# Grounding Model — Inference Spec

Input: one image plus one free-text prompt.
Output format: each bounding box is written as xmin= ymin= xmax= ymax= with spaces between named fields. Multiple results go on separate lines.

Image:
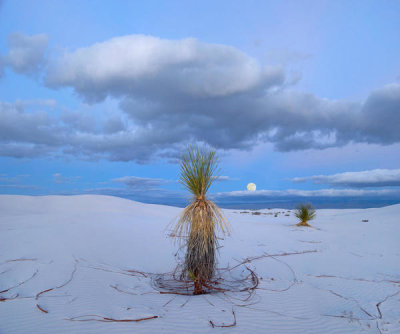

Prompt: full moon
xmin=247 ymin=183 xmax=256 ymax=191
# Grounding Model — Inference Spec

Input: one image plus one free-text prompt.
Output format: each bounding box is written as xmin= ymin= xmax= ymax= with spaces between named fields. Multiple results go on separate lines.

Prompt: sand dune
xmin=1 ymin=195 xmax=399 ymax=333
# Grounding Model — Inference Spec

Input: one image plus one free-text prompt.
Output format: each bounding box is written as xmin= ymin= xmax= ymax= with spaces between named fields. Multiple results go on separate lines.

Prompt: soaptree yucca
xmin=295 ymin=203 xmax=316 ymax=227
xmin=173 ymin=145 xmax=229 ymax=295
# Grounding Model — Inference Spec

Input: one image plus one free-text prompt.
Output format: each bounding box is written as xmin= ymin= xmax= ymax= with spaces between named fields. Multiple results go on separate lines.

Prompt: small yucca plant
xmin=173 ymin=145 xmax=229 ymax=295
xmin=294 ymin=203 xmax=316 ymax=227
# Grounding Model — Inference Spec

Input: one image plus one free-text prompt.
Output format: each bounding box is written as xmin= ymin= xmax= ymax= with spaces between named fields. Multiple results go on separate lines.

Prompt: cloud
xmin=264 ymin=49 xmax=311 ymax=65
xmin=0 ymin=142 xmax=54 ymax=158
xmin=212 ymin=188 xmax=400 ymax=209
xmin=213 ymin=187 xmax=400 ymax=205
xmin=215 ymin=176 xmax=239 ymax=182
xmin=43 ymin=35 xmax=400 ymax=155
xmin=1 ymin=34 xmax=400 ymax=162
xmin=359 ymin=84 xmax=400 ymax=145
xmin=0 ymin=55 xmax=4 ymax=77
xmin=78 ymin=185 xmax=400 ymax=209
xmin=116 ymin=82 xmax=400 ymax=157
xmin=291 ymin=169 xmax=400 ymax=187
xmin=0 ymin=184 xmax=38 ymax=189
xmin=215 ymin=188 xmax=400 ymax=198
xmin=0 ymin=101 xmax=61 ymax=147
xmin=0 ymin=101 xmax=133 ymax=160
xmin=2 ymin=32 xmax=48 ymax=75
xmin=84 ymin=178 xmax=188 ymax=207
xmin=0 ymin=174 xmax=30 ymax=184
xmin=112 ymin=176 xmax=171 ymax=189
xmin=0 ymin=174 xmax=36 ymax=190
xmin=15 ymin=99 xmax=57 ymax=108
xmin=53 ymin=173 xmax=80 ymax=184
xmin=46 ymin=34 xmax=284 ymax=102
xmin=84 ymin=187 xmax=189 ymax=207
xmin=2 ymin=84 xmax=400 ymax=163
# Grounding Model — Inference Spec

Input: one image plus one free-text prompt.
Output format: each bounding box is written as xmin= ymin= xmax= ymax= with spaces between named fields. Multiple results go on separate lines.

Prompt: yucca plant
xmin=173 ymin=145 xmax=229 ymax=295
xmin=294 ymin=203 xmax=316 ymax=227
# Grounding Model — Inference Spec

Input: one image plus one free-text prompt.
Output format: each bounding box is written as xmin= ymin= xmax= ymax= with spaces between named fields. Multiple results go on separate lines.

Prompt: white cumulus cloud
xmin=46 ymin=34 xmax=284 ymax=102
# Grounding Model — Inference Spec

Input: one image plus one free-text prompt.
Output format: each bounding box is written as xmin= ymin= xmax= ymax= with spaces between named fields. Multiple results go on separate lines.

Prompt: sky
xmin=1 ymin=0 xmax=400 ymax=208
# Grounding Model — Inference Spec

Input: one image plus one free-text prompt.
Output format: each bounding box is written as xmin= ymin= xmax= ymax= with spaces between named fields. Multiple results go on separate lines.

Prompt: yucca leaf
xmin=294 ymin=203 xmax=316 ymax=223
xmin=179 ymin=144 xmax=219 ymax=198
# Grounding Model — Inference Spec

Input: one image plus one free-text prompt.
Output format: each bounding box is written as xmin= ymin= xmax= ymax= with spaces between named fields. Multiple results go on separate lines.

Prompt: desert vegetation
xmin=173 ymin=145 xmax=229 ymax=294
xmin=294 ymin=203 xmax=316 ymax=227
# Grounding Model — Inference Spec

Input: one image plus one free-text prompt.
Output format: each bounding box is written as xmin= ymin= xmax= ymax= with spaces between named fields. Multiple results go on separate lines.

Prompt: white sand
xmin=0 ymin=195 xmax=399 ymax=333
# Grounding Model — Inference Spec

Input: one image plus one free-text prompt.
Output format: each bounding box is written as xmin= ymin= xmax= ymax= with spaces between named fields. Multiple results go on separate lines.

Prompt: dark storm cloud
xmin=1 ymin=34 xmax=400 ymax=162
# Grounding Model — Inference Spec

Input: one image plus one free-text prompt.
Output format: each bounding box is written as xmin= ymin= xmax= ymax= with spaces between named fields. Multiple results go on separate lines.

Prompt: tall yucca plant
xmin=173 ymin=145 xmax=229 ymax=295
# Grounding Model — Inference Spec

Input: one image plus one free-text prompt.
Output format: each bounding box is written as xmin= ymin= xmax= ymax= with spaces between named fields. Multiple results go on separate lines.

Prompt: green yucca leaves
xmin=294 ymin=203 xmax=316 ymax=226
xmin=179 ymin=145 xmax=219 ymax=199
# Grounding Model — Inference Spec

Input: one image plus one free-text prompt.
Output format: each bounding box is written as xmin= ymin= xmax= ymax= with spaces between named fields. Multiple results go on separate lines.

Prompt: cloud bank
xmin=215 ymin=188 xmax=400 ymax=198
xmin=1 ymin=34 xmax=400 ymax=162
xmin=112 ymin=176 xmax=171 ymax=189
xmin=291 ymin=169 xmax=400 ymax=187
xmin=212 ymin=188 xmax=400 ymax=209
xmin=53 ymin=173 xmax=80 ymax=184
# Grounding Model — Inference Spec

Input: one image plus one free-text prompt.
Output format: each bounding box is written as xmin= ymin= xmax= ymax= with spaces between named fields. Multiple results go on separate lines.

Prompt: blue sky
xmin=1 ymin=0 xmax=400 ymax=208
